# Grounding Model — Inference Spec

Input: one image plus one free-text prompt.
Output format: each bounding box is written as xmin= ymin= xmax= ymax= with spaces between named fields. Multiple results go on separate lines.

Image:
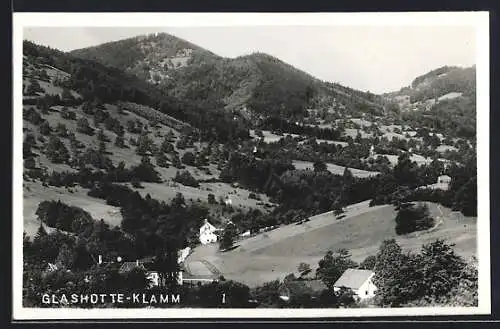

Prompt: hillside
xmin=71 ymin=33 xmax=384 ymax=119
xmin=384 ymin=66 xmax=476 ymax=139
xmin=186 ymin=201 xmax=476 ymax=287
xmin=71 ymin=33 xmax=221 ymax=84
xmin=21 ymin=49 xmax=274 ymax=238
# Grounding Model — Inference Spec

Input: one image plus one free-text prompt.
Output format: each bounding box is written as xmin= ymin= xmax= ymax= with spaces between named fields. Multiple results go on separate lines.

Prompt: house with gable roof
xmin=333 ymin=269 xmax=377 ymax=300
xmin=199 ymin=219 xmax=219 ymax=245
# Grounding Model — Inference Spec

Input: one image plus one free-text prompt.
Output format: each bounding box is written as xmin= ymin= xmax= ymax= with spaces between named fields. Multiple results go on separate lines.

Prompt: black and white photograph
xmin=12 ymin=12 xmax=490 ymax=319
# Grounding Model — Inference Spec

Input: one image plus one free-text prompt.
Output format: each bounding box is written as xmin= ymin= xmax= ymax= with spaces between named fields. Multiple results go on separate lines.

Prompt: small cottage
xmin=437 ymin=174 xmax=451 ymax=185
xmin=333 ymin=269 xmax=377 ymax=300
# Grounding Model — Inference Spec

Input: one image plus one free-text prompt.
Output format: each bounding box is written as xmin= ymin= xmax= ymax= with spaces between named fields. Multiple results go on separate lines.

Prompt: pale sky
xmin=23 ymin=26 xmax=476 ymax=94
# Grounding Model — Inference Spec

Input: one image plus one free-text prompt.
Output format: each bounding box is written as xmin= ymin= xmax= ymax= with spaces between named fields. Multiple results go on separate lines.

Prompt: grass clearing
xmin=186 ymin=201 xmax=476 ymax=287
xmin=127 ymin=181 xmax=273 ymax=213
xmin=23 ymin=180 xmax=123 ymax=237
xmin=292 ymin=160 xmax=379 ymax=178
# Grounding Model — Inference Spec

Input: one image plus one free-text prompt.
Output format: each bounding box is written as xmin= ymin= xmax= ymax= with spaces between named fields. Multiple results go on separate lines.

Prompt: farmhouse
xmin=199 ymin=219 xmax=219 ymax=245
xmin=417 ymin=174 xmax=452 ymax=191
xmin=333 ymin=269 xmax=377 ymax=300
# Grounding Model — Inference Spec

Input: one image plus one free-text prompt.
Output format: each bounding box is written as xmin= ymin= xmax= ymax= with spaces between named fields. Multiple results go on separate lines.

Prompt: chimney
xmin=98 ymin=255 xmax=102 ymax=265
xmin=136 ymin=259 xmax=139 ymax=266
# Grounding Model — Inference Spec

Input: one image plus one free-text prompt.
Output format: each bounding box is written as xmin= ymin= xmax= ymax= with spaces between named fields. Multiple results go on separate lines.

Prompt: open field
xmin=292 ymin=160 xmax=379 ymax=178
xmin=185 ymin=201 xmax=476 ymax=287
xmin=379 ymin=153 xmax=450 ymax=167
xmin=23 ymin=180 xmax=123 ymax=237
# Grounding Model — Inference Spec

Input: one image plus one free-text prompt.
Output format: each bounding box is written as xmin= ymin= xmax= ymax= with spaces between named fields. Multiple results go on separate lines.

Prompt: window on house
xmin=365 ymin=291 xmax=368 ymax=295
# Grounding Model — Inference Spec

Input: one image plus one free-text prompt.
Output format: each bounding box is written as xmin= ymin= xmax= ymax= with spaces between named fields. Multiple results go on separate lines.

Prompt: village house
xmin=199 ymin=219 xmax=219 ymax=245
xmin=180 ymin=269 xmax=218 ymax=286
xmin=418 ymin=174 xmax=452 ymax=191
xmin=437 ymin=174 xmax=452 ymax=186
xmin=333 ymin=269 xmax=377 ymax=300
xmin=118 ymin=258 xmax=183 ymax=287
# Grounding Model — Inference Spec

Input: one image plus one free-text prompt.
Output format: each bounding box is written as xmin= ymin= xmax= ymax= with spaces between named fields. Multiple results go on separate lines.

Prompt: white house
xmin=437 ymin=174 xmax=451 ymax=185
xmin=240 ymin=230 xmax=251 ymax=237
xmin=433 ymin=174 xmax=451 ymax=191
xmin=333 ymin=269 xmax=377 ymax=300
xmin=199 ymin=219 xmax=218 ymax=245
xmin=417 ymin=174 xmax=452 ymax=191
xmin=428 ymin=174 xmax=452 ymax=191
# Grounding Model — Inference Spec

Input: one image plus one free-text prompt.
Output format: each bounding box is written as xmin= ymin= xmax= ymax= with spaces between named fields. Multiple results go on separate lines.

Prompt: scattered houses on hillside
xmin=333 ymin=269 xmax=377 ymax=300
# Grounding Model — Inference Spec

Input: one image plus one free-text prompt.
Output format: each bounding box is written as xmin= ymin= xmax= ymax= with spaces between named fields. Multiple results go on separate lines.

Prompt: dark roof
xmin=138 ymin=256 xmax=156 ymax=264
xmin=279 ymin=279 xmax=327 ymax=297
xmin=302 ymin=279 xmax=328 ymax=292
xmin=119 ymin=262 xmax=146 ymax=274
xmin=182 ymin=271 xmax=218 ymax=281
xmin=333 ymin=269 xmax=374 ymax=290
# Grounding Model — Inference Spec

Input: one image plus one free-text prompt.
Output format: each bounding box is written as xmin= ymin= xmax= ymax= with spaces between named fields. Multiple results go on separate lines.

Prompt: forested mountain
xmin=384 ymin=66 xmax=476 ymax=139
xmin=71 ymin=33 xmax=384 ymax=119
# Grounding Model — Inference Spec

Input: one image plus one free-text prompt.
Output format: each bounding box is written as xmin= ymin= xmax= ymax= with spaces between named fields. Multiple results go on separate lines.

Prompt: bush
xmin=35 ymin=200 xmax=94 ymax=233
xmin=173 ymin=170 xmax=199 ymax=187
xmin=394 ymin=203 xmax=434 ymax=235
xmin=39 ymin=121 xmax=52 ymax=136
xmin=76 ymin=117 xmax=94 ymax=136
xmin=181 ymin=152 xmax=196 ymax=166
xmin=131 ymin=178 xmax=143 ymax=189
xmin=207 ymin=193 xmax=217 ymax=204
xmin=248 ymin=193 xmax=261 ymax=200
xmin=60 ymin=108 xmax=77 ymax=120
xmin=23 ymin=108 xmax=45 ymax=125
xmin=46 ymin=136 xmax=70 ymax=164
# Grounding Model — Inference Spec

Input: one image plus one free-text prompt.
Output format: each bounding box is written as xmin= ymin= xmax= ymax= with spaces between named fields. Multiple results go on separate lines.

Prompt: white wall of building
xmin=199 ymin=221 xmax=218 ymax=245
xmin=355 ymin=276 xmax=377 ymax=300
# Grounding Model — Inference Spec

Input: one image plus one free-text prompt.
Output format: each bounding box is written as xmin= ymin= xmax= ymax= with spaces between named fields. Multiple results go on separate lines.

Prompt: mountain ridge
xmin=70 ymin=32 xmax=385 ymax=118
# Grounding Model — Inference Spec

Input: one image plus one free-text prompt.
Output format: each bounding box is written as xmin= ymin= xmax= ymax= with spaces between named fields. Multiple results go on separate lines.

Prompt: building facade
xmin=333 ymin=269 xmax=377 ymax=300
xmin=199 ymin=219 xmax=218 ymax=245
